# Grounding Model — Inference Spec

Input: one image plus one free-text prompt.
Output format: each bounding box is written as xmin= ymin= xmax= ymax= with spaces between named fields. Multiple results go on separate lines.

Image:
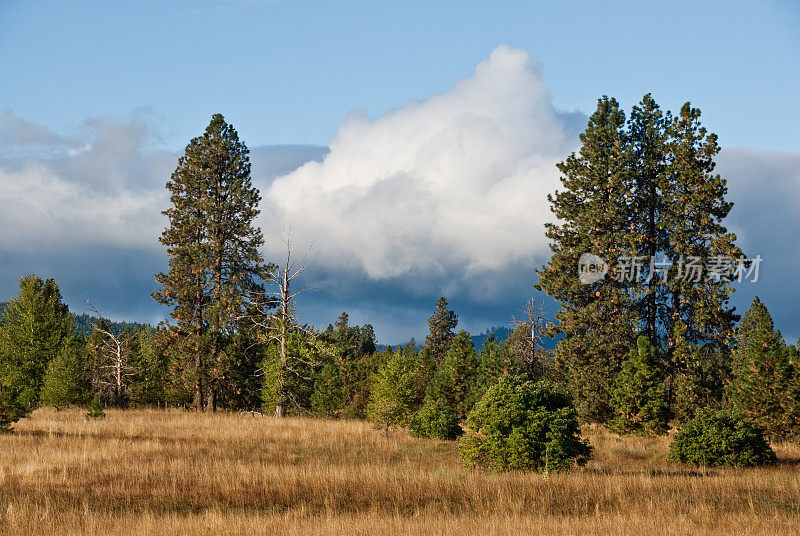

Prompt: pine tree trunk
xmin=194 ymin=284 xmax=204 ymax=411
xmin=209 ymin=246 xmax=222 ymax=413
xmin=665 ymin=289 xmax=681 ymax=408
xmin=206 ymin=387 xmax=216 ymax=412
xmin=194 ymin=375 xmax=203 ymax=411
xmin=647 ymin=178 xmax=657 ymax=342
xmin=194 ymin=349 xmax=203 ymax=411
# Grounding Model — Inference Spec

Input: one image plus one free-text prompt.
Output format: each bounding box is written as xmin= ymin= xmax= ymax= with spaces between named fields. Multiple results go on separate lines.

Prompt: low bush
xmin=669 ymin=408 xmax=776 ymax=467
xmin=459 ymin=377 xmax=591 ymax=472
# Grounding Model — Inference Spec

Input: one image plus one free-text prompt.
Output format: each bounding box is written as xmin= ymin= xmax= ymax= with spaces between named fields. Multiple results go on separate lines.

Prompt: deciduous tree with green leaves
xmin=367 ymin=344 xmax=426 ymax=430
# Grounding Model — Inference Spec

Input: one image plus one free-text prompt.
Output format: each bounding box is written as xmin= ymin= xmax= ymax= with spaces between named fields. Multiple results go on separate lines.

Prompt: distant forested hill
xmin=470 ymin=326 xmax=513 ymax=348
xmin=71 ymin=313 xmax=147 ymax=337
xmin=471 ymin=325 xmax=559 ymax=350
xmin=0 ymin=301 xmax=147 ymax=337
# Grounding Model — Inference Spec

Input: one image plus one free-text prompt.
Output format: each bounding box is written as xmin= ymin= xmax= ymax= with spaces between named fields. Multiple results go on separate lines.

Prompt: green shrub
xmin=85 ymin=394 xmax=106 ymax=420
xmin=410 ymin=395 xmax=462 ymax=440
xmin=669 ymin=408 xmax=776 ymax=467
xmin=459 ymin=377 xmax=591 ymax=472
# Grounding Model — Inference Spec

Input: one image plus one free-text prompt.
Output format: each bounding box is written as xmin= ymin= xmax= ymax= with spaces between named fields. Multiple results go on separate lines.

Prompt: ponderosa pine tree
xmin=154 ymin=114 xmax=269 ymax=411
xmin=628 ymin=94 xmax=671 ymax=345
xmin=0 ymin=275 xmax=73 ymax=430
xmin=425 ymin=297 xmax=458 ymax=365
xmin=627 ymin=95 xmax=739 ymax=363
xmin=661 ymin=102 xmax=741 ymax=405
xmin=728 ymin=297 xmax=800 ymax=441
xmin=539 ymin=95 xmax=742 ymax=422
xmin=536 ymin=96 xmax=639 ymax=423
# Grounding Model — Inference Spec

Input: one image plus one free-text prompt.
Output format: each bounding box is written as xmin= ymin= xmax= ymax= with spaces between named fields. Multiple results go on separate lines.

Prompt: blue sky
xmin=2 ymin=1 xmax=798 ymax=150
xmin=1 ymin=1 xmax=798 ymax=343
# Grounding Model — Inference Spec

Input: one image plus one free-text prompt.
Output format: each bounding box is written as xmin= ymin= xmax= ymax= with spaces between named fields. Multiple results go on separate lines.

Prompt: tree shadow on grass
xmin=582 ymin=466 xmax=716 ymax=478
xmin=14 ymin=428 xmax=201 ymax=446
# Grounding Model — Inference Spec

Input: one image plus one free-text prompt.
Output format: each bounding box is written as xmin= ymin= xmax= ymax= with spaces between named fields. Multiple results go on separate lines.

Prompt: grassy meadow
xmin=1 ymin=408 xmax=799 ymax=535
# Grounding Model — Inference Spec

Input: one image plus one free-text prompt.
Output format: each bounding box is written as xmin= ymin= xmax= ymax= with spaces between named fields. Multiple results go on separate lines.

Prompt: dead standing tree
xmin=510 ymin=297 xmax=548 ymax=380
xmin=249 ymin=236 xmax=316 ymax=417
xmin=86 ymin=302 xmax=137 ymax=407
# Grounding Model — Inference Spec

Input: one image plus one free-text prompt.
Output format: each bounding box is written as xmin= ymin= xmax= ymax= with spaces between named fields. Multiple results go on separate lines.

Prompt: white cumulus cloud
xmin=0 ymin=112 xmax=173 ymax=252
xmin=264 ymin=45 xmax=582 ymax=288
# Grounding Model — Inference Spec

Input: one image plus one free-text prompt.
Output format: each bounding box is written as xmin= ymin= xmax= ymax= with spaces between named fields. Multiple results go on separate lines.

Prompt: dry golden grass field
xmin=1 ymin=408 xmax=799 ymax=535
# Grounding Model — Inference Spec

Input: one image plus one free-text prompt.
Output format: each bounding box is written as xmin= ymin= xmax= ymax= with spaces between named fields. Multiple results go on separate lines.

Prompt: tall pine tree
xmin=539 ymin=95 xmax=743 ymax=422
xmin=628 ymin=94 xmax=670 ymax=345
xmin=154 ymin=114 xmax=269 ymax=411
xmin=662 ymin=102 xmax=740 ymax=404
xmin=536 ymin=96 xmax=639 ymax=423
xmin=425 ymin=297 xmax=458 ymax=365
